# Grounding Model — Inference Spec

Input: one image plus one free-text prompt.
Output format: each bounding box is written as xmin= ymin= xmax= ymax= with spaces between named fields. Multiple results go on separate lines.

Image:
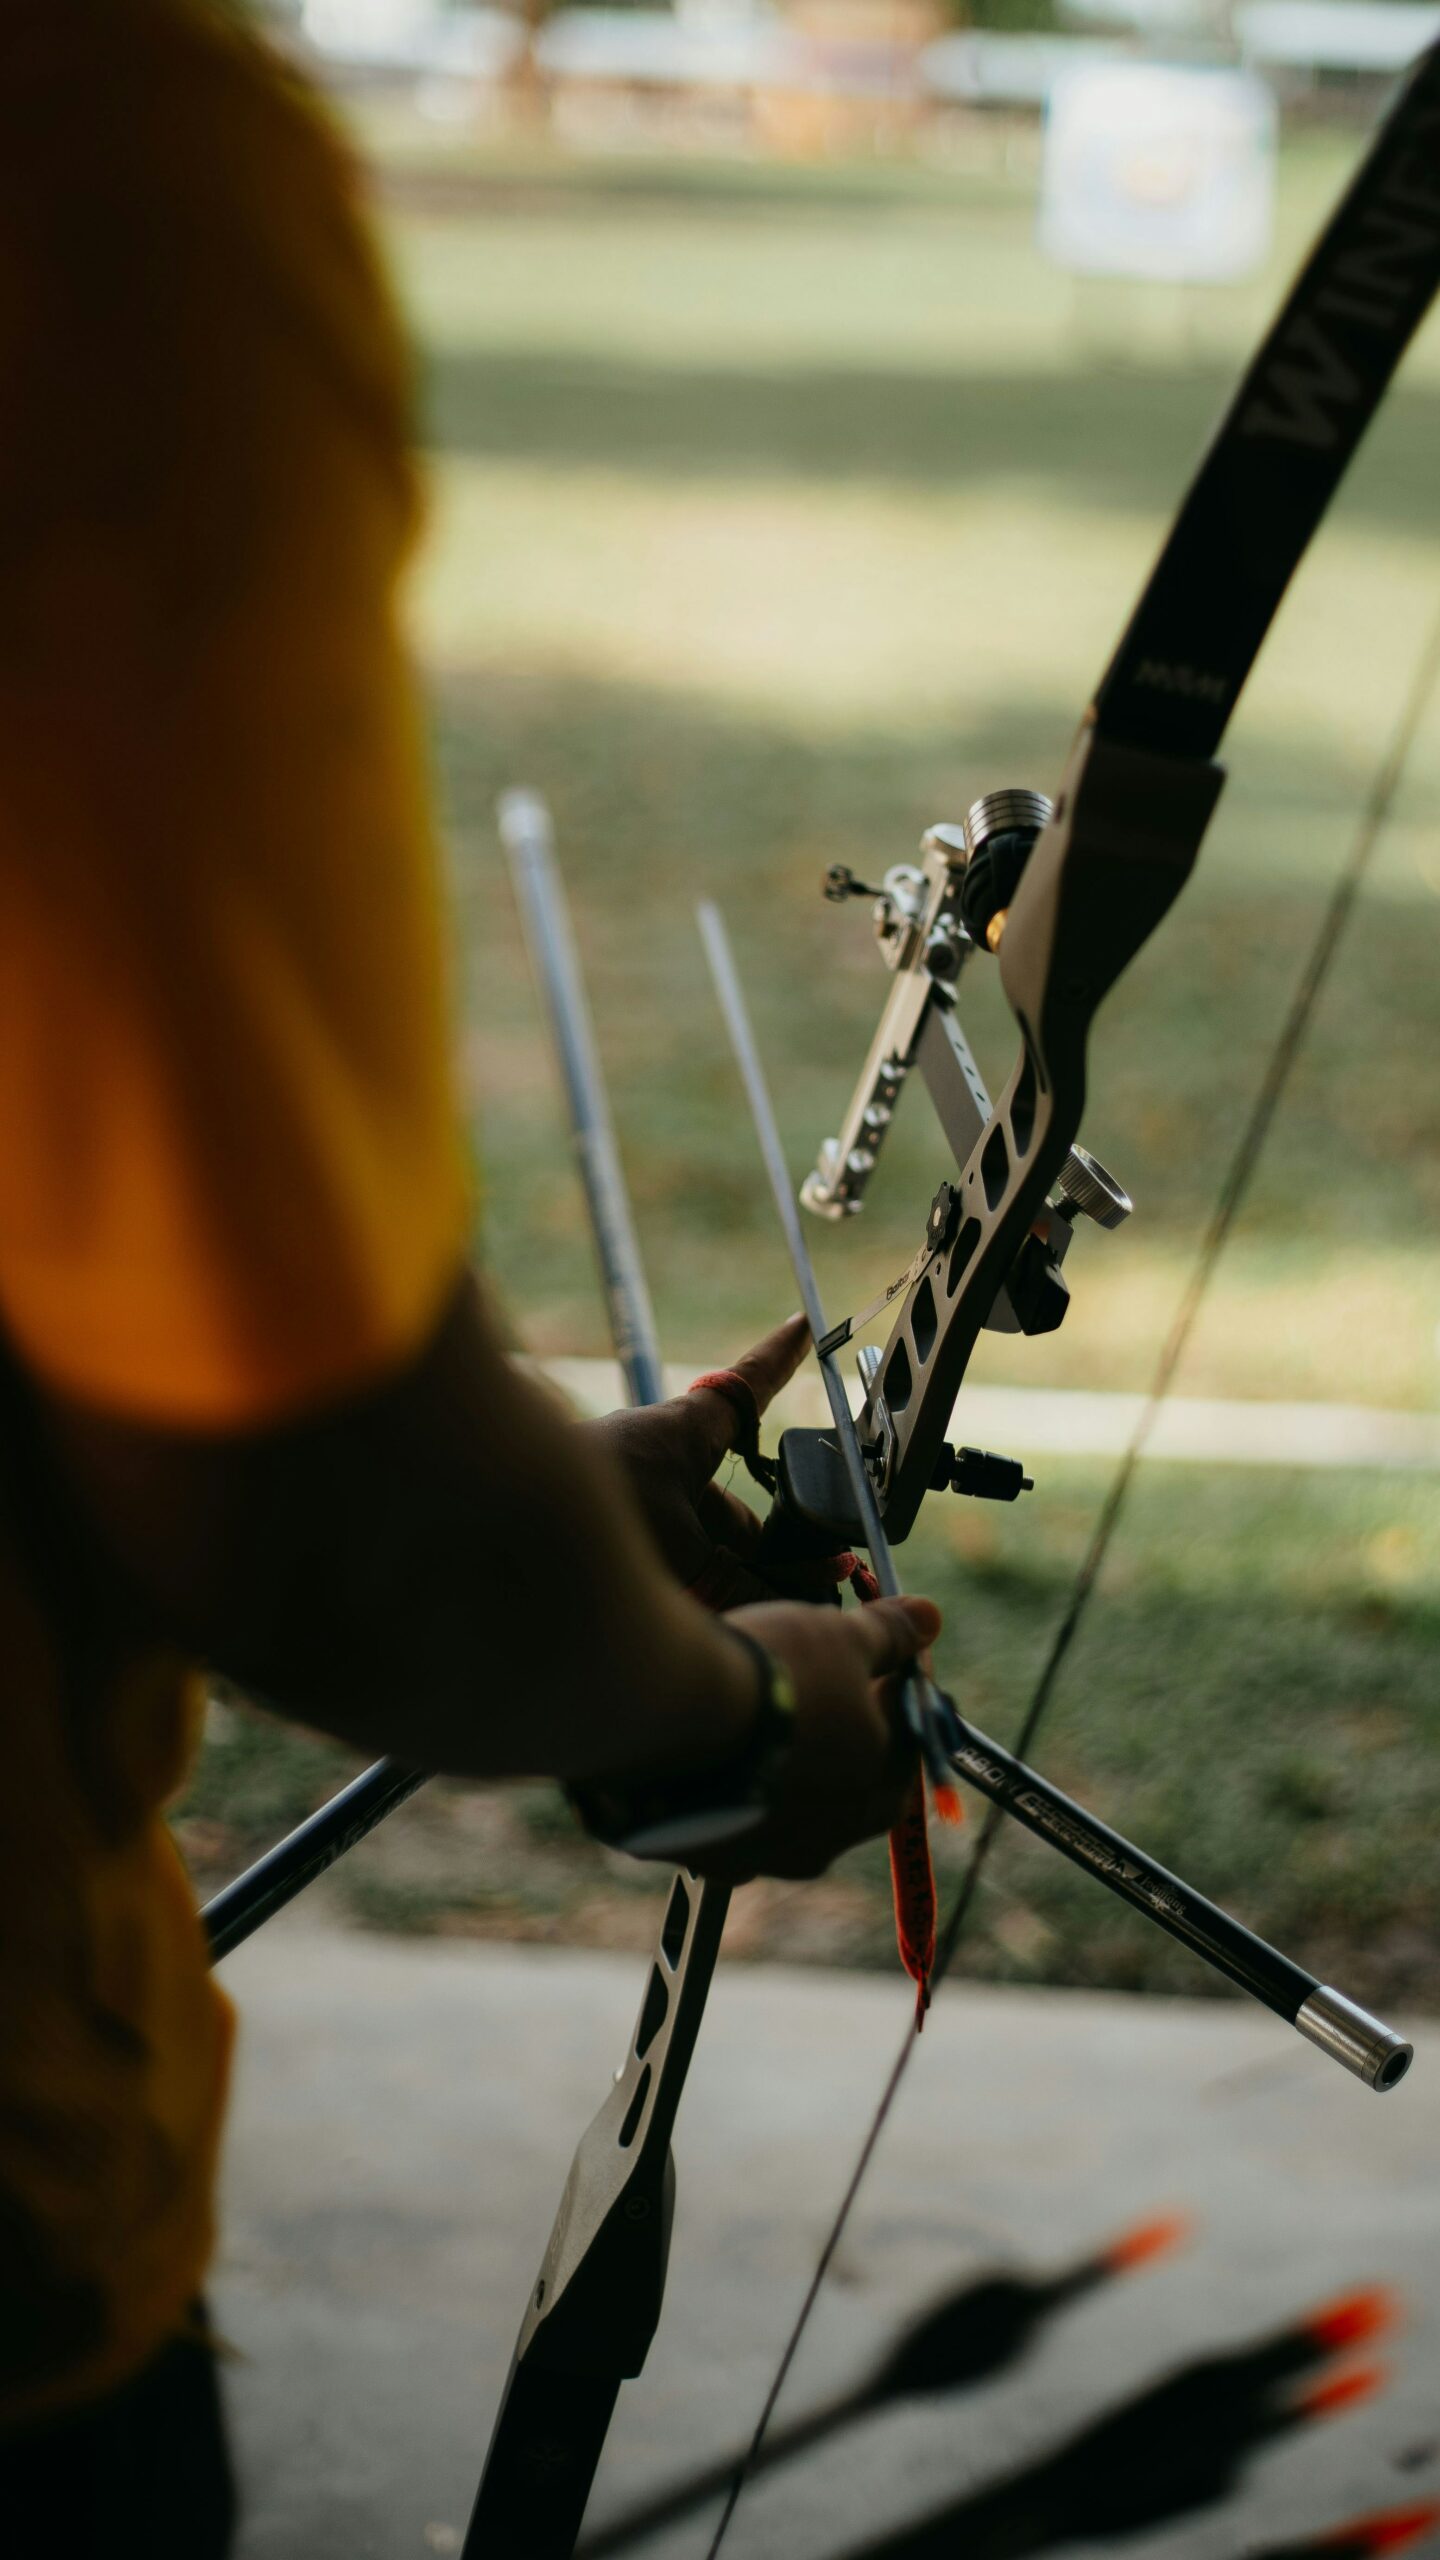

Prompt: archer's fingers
xmin=727 ymin=1312 xmax=811 ymax=1418
xmin=683 ymin=1314 xmax=812 ymax=1477
xmin=689 ymin=1548 xmax=782 ymax=1613
xmin=698 ymin=1488 xmax=847 ymax=1606
xmin=698 ymin=1481 xmax=764 ymax=1559
xmin=847 ymin=1595 xmax=943 ymax=1677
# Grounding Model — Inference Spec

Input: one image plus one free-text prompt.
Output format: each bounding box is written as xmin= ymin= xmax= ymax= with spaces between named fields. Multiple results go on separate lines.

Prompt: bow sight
xmin=771 ymin=731 xmax=1223 ymax=1546
xmin=802 ymin=785 xmax=1144 ymax=1520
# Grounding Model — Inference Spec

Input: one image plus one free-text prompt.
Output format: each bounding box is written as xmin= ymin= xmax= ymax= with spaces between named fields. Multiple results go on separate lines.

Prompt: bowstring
xmin=702 ymin=601 xmax=1440 ymax=2560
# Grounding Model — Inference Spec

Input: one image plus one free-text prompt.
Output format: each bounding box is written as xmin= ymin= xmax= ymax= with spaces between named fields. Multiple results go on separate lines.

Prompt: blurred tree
xmin=954 ymin=0 xmax=1062 ymax=27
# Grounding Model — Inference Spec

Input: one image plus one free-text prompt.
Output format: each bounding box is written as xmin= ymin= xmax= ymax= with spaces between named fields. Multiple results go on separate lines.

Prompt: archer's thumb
xmin=852 ymin=1595 xmax=942 ymax=1674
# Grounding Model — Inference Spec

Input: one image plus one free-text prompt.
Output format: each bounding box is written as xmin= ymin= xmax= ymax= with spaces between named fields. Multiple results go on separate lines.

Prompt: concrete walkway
xmin=216 ymin=1922 xmax=1439 ymax=2560
xmin=536 ymin=1358 xmax=1440 ymax=1474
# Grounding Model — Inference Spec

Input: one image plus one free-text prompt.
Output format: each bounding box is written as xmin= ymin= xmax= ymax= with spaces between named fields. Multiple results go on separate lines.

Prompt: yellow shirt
xmin=0 ymin=0 xmax=469 ymax=2422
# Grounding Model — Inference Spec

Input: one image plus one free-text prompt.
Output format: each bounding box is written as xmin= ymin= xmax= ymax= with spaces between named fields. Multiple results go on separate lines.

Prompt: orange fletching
xmin=1295 ymin=2364 xmax=1390 ymax=2421
xmin=887 ymin=1768 xmax=937 ymax=2029
xmin=847 ymin=1555 xmax=940 ymax=2020
xmin=1306 ymin=2289 xmax=1402 ymax=2351
xmin=1101 ymin=2212 xmax=1195 ymax=2273
xmin=1329 ymin=2505 xmax=1440 ymax=2554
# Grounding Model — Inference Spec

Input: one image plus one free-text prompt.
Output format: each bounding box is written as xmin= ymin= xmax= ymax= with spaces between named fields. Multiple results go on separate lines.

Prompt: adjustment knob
xmin=965 ymin=789 xmax=1054 ymax=855
xmin=956 ymin=788 xmax=1054 ymax=945
xmin=823 ymin=863 xmax=885 ymax=904
xmin=1057 ymin=1145 xmax=1132 ymax=1230
xmin=925 ymin=1182 xmax=961 ymax=1250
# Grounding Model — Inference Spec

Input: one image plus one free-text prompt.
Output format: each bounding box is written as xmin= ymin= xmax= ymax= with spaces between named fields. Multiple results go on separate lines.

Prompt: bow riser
xmin=465 ymin=1867 xmax=731 ymax=2551
xmin=856 ymin=730 xmax=1224 ymax=1539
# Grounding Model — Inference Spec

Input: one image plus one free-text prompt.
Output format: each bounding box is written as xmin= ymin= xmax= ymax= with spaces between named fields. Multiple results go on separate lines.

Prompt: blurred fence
xmin=286 ymin=0 xmax=1440 ymax=118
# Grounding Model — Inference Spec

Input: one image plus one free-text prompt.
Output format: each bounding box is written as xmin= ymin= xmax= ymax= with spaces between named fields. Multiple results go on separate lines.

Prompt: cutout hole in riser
xmin=618 ymin=2065 xmax=653 ymax=2149
xmin=981 ymin=1123 xmax=1010 ymax=1210
xmin=911 ymin=1279 xmax=937 ymax=1365
xmin=885 ymin=1341 xmax=913 ymax=1412
xmin=947 ymin=1218 xmax=981 ymax=1296
xmin=635 ymin=1966 xmax=668 ymax=2060
xmin=660 ymin=1878 xmax=690 ymax=1968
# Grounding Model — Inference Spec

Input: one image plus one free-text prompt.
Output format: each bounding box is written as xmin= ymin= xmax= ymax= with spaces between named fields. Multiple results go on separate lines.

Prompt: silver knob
xmin=965 ymin=789 xmax=1054 ymax=856
xmin=1058 ymin=1145 xmax=1131 ymax=1230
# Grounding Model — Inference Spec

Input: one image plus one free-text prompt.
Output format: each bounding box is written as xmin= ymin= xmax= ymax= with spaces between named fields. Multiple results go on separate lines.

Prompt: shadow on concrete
xmin=581 ymin=2243 xmax=1428 ymax=2560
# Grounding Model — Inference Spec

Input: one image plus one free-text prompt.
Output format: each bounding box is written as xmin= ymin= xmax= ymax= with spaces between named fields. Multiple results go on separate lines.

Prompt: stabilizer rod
xmin=943 ymin=1717 xmax=1410 ymax=2090
xmin=204 ymin=1758 xmax=424 ymax=1964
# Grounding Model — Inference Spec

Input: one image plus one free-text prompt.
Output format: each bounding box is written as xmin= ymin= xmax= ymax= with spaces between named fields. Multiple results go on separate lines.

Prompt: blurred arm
xmin=42 ymin=1271 xmax=759 ymax=1785
xmin=0 ymin=14 xmax=931 ymax=1865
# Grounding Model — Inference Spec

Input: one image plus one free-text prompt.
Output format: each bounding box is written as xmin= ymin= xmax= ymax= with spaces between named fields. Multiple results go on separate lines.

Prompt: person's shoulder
xmin=0 ymin=2 xmax=369 ymax=262
xmin=0 ymin=0 xmax=412 ymax=480
xmin=0 ymin=1 xmax=305 ymax=119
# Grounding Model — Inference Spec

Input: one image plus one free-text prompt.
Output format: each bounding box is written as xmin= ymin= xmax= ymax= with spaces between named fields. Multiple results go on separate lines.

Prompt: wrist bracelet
xmin=718 ymin=1623 xmax=799 ymax=1800
xmin=568 ymin=1626 xmax=798 ymax=1861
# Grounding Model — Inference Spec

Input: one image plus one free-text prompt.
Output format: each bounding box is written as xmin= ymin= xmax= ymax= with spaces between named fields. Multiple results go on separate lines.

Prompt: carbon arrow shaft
xmin=697 ymin=900 xmax=957 ymax=1792
xmin=500 ymin=791 xmax=666 ymax=1411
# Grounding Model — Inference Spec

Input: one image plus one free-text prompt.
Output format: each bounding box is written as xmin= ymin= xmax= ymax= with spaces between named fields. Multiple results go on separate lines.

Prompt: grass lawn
xmin=179 ymin=104 xmax=1440 ymax=2007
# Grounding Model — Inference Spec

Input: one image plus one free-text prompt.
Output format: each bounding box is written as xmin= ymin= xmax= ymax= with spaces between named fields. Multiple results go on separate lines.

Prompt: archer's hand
xmin=584 ymin=1313 xmax=824 ymax=1609
xmin=683 ymin=1591 xmax=942 ymax=1884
